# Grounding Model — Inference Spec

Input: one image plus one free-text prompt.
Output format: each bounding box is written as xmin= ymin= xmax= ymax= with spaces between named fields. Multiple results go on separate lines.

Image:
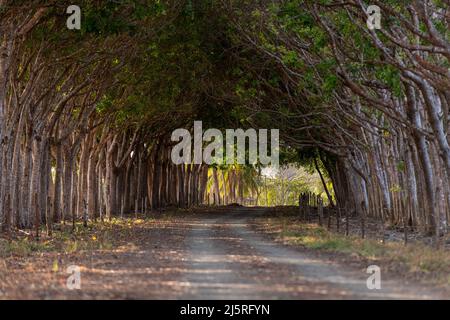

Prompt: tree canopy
xmin=0 ymin=0 xmax=449 ymax=244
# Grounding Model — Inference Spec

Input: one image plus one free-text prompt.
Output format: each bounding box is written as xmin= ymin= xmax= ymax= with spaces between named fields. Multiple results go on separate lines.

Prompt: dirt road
xmin=1 ymin=207 xmax=446 ymax=299
xmin=179 ymin=208 xmax=443 ymax=299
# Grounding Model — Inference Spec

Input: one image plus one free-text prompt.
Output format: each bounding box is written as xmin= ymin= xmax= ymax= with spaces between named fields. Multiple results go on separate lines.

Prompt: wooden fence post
xmin=144 ymin=197 xmax=148 ymax=215
xmin=318 ymin=198 xmax=324 ymax=227
xmin=34 ymin=193 xmax=40 ymax=240
xmin=135 ymin=199 xmax=138 ymax=218
xmin=47 ymin=196 xmax=53 ymax=236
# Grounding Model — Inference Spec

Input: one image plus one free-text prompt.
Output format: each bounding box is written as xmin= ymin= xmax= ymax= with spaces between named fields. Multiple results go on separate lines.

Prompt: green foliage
xmin=375 ymin=65 xmax=404 ymax=98
xmin=259 ymin=165 xmax=332 ymax=206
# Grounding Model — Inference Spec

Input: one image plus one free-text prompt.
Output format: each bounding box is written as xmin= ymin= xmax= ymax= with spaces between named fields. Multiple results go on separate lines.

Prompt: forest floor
xmin=0 ymin=207 xmax=449 ymax=299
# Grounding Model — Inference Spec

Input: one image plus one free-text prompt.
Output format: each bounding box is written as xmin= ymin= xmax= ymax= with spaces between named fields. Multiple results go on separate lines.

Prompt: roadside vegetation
xmin=0 ymin=216 xmax=166 ymax=258
xmin=257 ymin=213 xmax=450 ymax=286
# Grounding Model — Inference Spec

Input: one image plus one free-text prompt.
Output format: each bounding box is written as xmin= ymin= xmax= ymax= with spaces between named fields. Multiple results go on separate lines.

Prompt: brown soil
xmin=0 ymin=208 xmax=448 ymax=299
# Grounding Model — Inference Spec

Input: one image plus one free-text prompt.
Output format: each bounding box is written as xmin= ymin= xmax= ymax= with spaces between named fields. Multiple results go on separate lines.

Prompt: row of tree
xmin=224 ymin=0 xmax=450 ymax=244
xmin=0 ymin=1 xmax=260 ymax=236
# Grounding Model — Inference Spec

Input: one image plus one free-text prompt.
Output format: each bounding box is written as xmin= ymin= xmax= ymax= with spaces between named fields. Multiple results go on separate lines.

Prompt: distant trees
xmin=258 ymin=165 xmax=329 ymax=206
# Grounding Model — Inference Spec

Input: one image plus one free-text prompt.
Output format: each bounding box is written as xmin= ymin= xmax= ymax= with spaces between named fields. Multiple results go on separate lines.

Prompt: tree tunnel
xmin=0 ymin=1 xmax=449 ymax=245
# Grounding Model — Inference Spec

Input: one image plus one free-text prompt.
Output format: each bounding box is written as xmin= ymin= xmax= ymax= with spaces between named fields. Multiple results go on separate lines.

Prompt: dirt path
xmin=1 ymin=208 xmax=446 ymax=299
xmin=180 ymin=208 xmax=445 ymax=299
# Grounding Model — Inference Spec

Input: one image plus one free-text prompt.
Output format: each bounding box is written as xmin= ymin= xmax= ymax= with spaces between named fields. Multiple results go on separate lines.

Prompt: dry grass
xmin=0 ymin=215 xmax=162 ymax=258
xmin=258 ymin=216 xmax=450 ymax=285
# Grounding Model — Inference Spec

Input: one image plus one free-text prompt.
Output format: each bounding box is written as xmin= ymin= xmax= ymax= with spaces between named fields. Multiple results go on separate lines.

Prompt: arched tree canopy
xmin=0 ymin=0 xmax=449 ymax=241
